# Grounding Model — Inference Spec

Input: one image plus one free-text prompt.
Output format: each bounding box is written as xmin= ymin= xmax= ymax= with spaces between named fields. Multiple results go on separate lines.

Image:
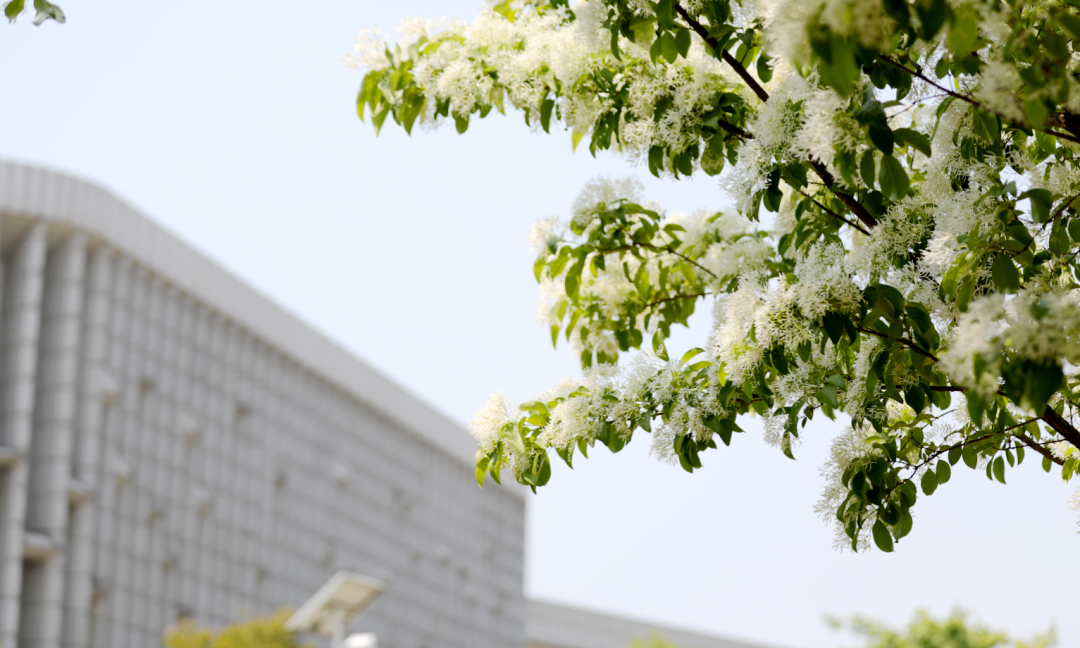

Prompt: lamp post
xmin=284 ymin=571 xmax=384 ymax=648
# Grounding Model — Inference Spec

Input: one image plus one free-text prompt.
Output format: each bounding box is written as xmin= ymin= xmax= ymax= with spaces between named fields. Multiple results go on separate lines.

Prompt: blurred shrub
xmin=835 ymin=609 xmax=1055 ymax=648
xmin=627 ymin=631 xmax=685 ymax=648
xmin=163 ymin=611 xmax=310 ymax=648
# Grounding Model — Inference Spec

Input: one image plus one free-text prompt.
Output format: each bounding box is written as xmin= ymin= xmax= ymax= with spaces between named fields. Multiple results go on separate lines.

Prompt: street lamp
xmin=285 ymin=571 xmax=384 ymax=648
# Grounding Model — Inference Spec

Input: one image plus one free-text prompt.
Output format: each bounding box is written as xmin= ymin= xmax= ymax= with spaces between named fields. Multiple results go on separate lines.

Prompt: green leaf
xmin=660 ymin=31 xmax=679 ymax=64
xmin=540 ymin=98 xmax=555 ymax=134
xmin=1024 ymin=188 xmax=1054 ymax=223
xmin=992 ymin=455 xmax=1006 ymax=484
xmin=915 ymin=0 xmax=948 ymax=39
xmin=770 ymin=345 xmax=789 ymax=374
xmin=1068 ymin=218 xmax=1080 ymax=243
xmin=875 ymin=284 xmax=907 ymax=316
xmin=822 ymin=312 xmax=844 ymax=345
xmin=868 ymin=124 xmax=895 ymax=156
xmin=962 ymin=443 xmax=978 ymax=469
xmin=652 ymin=331 xmax=669 ymax=361
xmin=878 ymin=155 xmax=910 ymax=201
xmin=564 ymin=258 xmax=585 ymax=303
xmin=859 ymin=149 xmax=876 ymax=189
xmin=871 ymin=519 xmax=894 ymax=552
xmin=1049 ymin=220 xmax=1072 ymax=254
xmin=905 ymin=386 xmax=926 ymax=414
xmin=920 ymin=468 xmax=938 ymax=495
xmin=1022 ymin=361 xmax=1062 ymax=414
xmin=756 ymin=51 xmax=773 ymax=82
xmin=971 ymin=110 xmax=999 ymax=145
xmin=654 ymin=0 xmax=673 ymax=29
xmin=491 ymin=0 xmax=515 ymax=20
xmin=906 ymin=304 xmax=933 ymax=334
xmin=454 ymin=112 xmax=470 ymax=134
xmin=990 ymin=253 xmax=1021 ymax=292
xmin=819 ymin=384 xmax=839 ymax=408
xmin=948 ymin=445 xmax=962 ymax=465
xmin=936 ymin=459 xmax=951 ymax=484
xmin=956 ymin=275 xmax=976 ymax=312
xmin=1059 ymin=11 xmax=1080 ymax=41
xmin=1025 ymin=96 xmax=1049 ymax=128
xmin=4 ymin=0 xmax=24 ymax=21
xmin=31 ymin=0 xmax=64 ymax=24
xmin=947 ymin=9 xmax=978 ymax=54
xmin=701 ymin=146 xmax=725 ymax=176
xmin=893 ymin=128 xmax=932 ymax=157
xmin=675 ymin=27 xmax=691 ymax=58
xmin=475 ymin=453 xmax=490 ymax=487
xmin=680 ymin=347 xmax=705 ymax=366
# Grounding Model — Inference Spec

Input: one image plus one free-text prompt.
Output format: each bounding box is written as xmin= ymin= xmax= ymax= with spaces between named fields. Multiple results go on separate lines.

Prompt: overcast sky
xmin=1 ymin=3 xmax=1076 ymax=647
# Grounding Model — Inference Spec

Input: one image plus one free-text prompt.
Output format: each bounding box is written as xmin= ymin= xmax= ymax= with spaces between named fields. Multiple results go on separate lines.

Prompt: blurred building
xmin=0 ymin=162 xmax=764 ymax=648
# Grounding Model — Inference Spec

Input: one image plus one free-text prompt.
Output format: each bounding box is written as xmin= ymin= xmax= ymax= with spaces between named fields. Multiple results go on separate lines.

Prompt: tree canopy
xmin=354 ymin=0 xmax=1080 ymax=551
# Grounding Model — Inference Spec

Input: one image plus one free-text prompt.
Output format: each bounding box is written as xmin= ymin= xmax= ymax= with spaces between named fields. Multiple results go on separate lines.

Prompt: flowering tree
xmin=353 ymin=0 xmax=1080 ymax=551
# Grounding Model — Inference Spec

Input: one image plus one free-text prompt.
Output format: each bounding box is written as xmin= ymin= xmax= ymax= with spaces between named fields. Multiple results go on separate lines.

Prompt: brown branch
xmin=1016 ymin=191 xmax=1080 ymax=257
xmin=856 ymin=327 xmax=939 ymax=361
xmin=1016 ymin=431 xmax=1066 ymax=466
xmin=644 ymin=292 xmax=708 ymax=309
xmin=878 ymin=54 xmax=1080 ymax=146
xmin=603 ymin=231 xmax=721 ymax=280
xmin=674 ymin=2 xmax=883 ymax=232
xmin=807 ymin=162 xmax=880 ymax=230
xmin=796 ymin=189 xmax=872 ymax=236
xmin=712 ymin=117 xmax=753 ymax=140
xmin=674 ymin=4 xmax=770 ymax=103
xmin=1040 ymin=406 xmax=1080 ymax=450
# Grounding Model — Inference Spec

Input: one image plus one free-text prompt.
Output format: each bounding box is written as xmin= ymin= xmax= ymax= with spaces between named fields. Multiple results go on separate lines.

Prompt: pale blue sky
xmin=1 ymin=3 xmax=1076 ymax=647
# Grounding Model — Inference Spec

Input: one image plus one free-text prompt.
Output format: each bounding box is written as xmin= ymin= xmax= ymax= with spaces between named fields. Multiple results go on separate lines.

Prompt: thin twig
xmin=856 ymin=326 xmax=939 ymax=361
xmin=879 ymin=54 xmax=1080 ymax=146
xmin=797 ymin=189 xmax=872 ymax=236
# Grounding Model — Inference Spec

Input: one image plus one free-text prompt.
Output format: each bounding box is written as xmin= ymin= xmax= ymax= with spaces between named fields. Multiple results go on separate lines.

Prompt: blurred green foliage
xmin=834 ymin=609 xmax=1055 ymax=648
xmin=163 ymin=611 xmax=311 ymax=648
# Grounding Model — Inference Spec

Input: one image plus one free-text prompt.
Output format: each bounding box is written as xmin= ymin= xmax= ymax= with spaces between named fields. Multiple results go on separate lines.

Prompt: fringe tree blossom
xmin=361 ymin=0 xmax=1080 ymax=551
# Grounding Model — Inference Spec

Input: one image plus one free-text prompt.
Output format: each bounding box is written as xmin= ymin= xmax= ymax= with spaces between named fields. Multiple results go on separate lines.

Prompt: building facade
xmin=0 ymin=161 xmax=525 ymax=648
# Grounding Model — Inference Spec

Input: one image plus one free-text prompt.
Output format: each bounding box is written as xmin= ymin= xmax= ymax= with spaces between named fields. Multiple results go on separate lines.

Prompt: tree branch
xmin=1040 ymin=406 xmax=1080 ymax=450
xmin=674 ymin=2 xmax=882 ymax=231
xmin=1016 ymin=191 xmax=1080 ymax=257
xmin=712 ymin=117 xmax=753 ymax=140
xmin=673 ymin=4 xmax=770 ymax=103
xmin=1016 ymin=431 xmax=1066 ymax=466
xmin=807 ymin=162 xmax=880 ymax=230
xmin=878 ymin=54 xmax=1080 ymax=146
xmin=796 ymin=189 xmax=871 ymax=236
xmin=644 ymin=292 xmax=708 ymax=309
xmin=856 ymin=327 xmax=938 ymax=361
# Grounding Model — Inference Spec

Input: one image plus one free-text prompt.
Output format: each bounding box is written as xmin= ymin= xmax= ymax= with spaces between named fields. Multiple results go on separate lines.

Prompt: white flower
xmin=469 ymin=392 xmax=520 ymax=451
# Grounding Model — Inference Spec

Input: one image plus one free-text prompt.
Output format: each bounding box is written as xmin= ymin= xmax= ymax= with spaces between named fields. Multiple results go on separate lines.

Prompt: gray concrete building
xmin=0 ymin=161 xmax=524 ymax=648
xmin=0 ymin=161 xmax=769 ymax=648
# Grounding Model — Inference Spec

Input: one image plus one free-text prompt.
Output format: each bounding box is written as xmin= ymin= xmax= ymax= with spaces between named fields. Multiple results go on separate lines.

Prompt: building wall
xmin=526 ymin=601 xmax=767 ymax=648
xmin=0 ymin=162 xmax=525 ymax=648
